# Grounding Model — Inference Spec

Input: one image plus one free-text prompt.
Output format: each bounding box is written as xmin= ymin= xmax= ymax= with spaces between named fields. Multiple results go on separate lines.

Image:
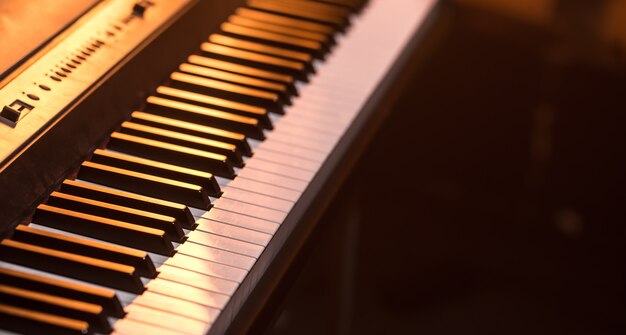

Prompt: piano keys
xmin=0 ymin=0 xmax=439 ymax=334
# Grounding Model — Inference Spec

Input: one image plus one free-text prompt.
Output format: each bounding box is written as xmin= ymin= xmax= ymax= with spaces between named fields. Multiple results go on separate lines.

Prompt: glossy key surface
xmin=78 ymin=161 xmax=211 ymax=209
xmin=33 ymin=204 xmax=175 ymax=256
xmin=0 ymin=239 xmax=145 ymax=293
xmin=12 ymin=225 xmax=158 ymax=278
xmin=60 ymin=179 xmax=195 ymax=229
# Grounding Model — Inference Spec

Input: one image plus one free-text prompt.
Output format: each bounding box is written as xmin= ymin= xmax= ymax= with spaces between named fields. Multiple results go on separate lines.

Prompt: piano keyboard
xmin=0 ymin=0 xmax=436 ymax=334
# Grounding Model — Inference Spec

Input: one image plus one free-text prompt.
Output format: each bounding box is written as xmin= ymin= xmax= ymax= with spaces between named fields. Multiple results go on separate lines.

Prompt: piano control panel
xmin=0 ymin=0 xmax=196 ymax=166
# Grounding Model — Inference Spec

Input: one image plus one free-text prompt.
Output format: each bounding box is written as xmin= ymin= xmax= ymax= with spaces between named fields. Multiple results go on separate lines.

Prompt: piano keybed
xmin=0 ymin=0 xmax=435 ymax=334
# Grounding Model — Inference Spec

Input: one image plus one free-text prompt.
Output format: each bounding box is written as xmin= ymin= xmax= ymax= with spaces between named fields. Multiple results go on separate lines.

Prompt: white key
xmin=176 ymin=241 xmax=256 ymax=270
xmin=273 ymin=116 xmax=344 ymax=135
xmin=146 ymin=278 xmax=230 ymax=309
xmin=132 ymin=291 xmax=220 ymax=324
xmin=125 ymin=304 xmax=209 ymax=335
xmin=221 ymin=187 xmax=294 ymax=213
xmin=252 ymin=149 xmax=321 ymax=172
xmin=298 ymin=82 xmax=364 ymax=97
xmin=158 ymin=264 xmax=238 ymax=295
xmin=277 ymin=109 xmax=353 ymax=129
xmin=165 ymin=253 xmax=247 ymax=283
xmin=245 ymin=159 xmax=314 ymax=182
xmin=264 ymin=131 xmax=335 ymax=152
xmin=269 ymin=123 xmax=338 ymax=147
xmin=200 ymin=208 xmax=279 ymax=235
xmin=187 ymin=230 xmax=264 ymax=258
xmin=237 ymin=168 xmax=308 ymax=192
xmin=284 ymin=102 xmax=356 ymax=122
xmin=214 ymin=198 xmax=287 ymax=223
xmin=228 ymin=177 xmax=301 ymax=202
xmin=196 ymin=218 xmax=273 ymax=246
xmin=114 ymin=318 xmax=188 ymax=335
xmin=257 ymin=140 xmax=327 ymax=162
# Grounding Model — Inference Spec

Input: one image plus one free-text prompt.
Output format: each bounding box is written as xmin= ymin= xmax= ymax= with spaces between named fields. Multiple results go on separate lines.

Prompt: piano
xmin=0 ymin=0 xmax=439 ymax=334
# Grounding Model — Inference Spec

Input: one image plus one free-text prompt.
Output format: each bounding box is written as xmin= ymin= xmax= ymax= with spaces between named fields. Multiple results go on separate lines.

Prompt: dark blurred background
xmin=267 ymin=0 xmax=625 ymax=334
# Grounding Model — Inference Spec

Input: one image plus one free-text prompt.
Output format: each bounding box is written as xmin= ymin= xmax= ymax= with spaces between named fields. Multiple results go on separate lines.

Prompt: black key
xmin=168 ymin=71 xmax=285 ymax=113
xmin=32 ymin=204 xmax=175 ymax=256
xmin=247 ymin=0 xmax=348 ymax=29
xmin=155 ymin=88 xmax=275 ymax=128
xmin=236 ymin=7 xmax=335 ymax=35
xmin=145 ymin=95 xmax=265 ymax=140
xmin=0 ymin=284 xmax=111 ymax=333
xmin=180 ymin=61 xmax=291 ymax=94
xmin=199 ymin=43 xmax=308 ymax=82
xmin=13 ymin=225 xmax=158 ymax=278
xmin=60 ymin=179 xmax=196 ymax=230
xmin=0 ymin=239 xmax=146 ymax=293
xmin=78 ymin=161 xmax=211 ymax=209
xmin=107 ymin=132 xmax=236 ymax=179
xmin=156 ymin=84 xmax=275 ymax=125
xmin=0 ymin=303 xmax=91 ymax=335
xmin=131 ymin=110 xmax=251 ymax=157
xmin=90 ymin=149 xmax=220 ymax=197
xmin=275 ymin=0 xmax=353 ymax=17
xmin=212 ymin=33 xmax=313 ymax=63
xmin=0 ymin=267 xmax=125 ymax=318
xmin=315 ymin=0 xmax=367 ymax=12
xmin=228 ymin=15 xmax=331 ymax=46
xmin=187 ymin=55 xmax=298 ymax=95
xmin=219 ymin=22 xmax=324 ymax=59
xmin=45 ymin=191 xmax=185 ymax=243
xmin=179 ymin=62 xmax=292 ymax=105
xmin=208 ymin=34 xmax=314 ymax=78
xmin=120 ymin=121 xmax=244 ymax=168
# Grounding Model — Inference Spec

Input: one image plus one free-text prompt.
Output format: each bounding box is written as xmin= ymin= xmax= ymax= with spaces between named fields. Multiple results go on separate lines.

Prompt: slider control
xmin=132 ymin=0 xmax=154 ymax=17
xmin=1 ymin=99 xmax=34 ymax=125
